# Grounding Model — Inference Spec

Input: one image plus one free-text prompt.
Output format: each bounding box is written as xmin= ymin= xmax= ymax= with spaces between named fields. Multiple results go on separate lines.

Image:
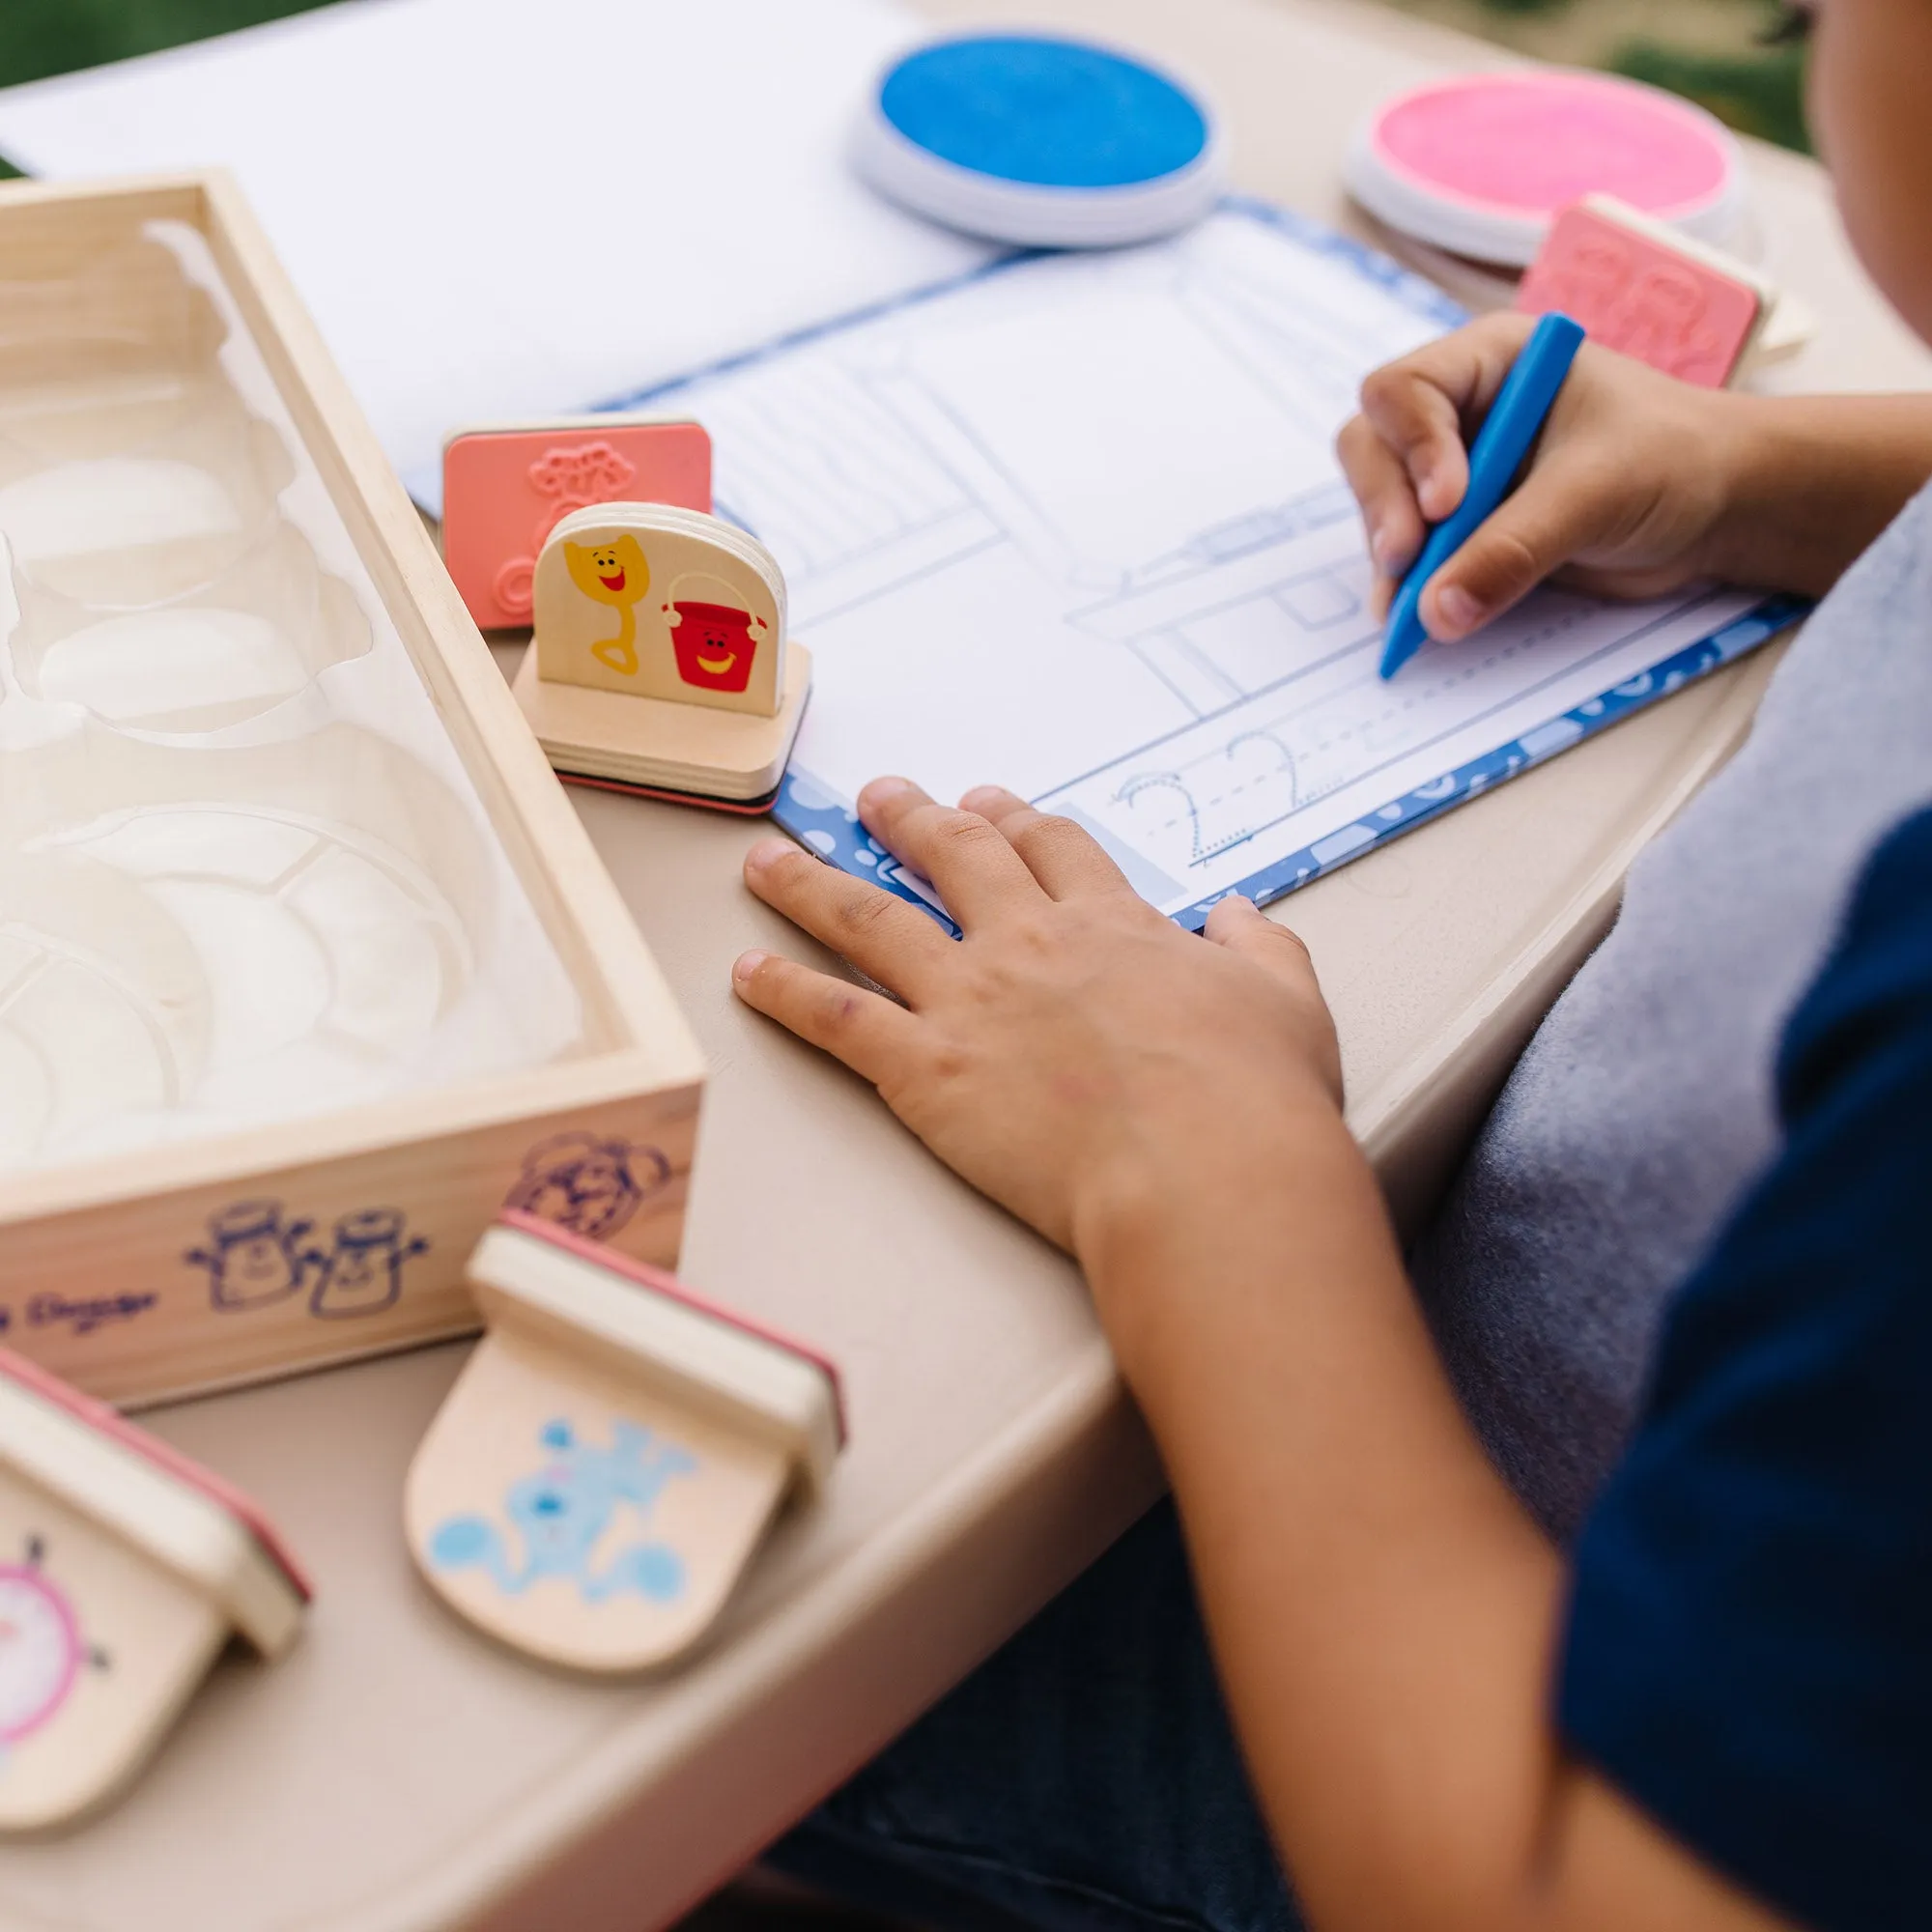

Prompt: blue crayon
xmin=1379 ymin=311 xmax=1586 ymax=678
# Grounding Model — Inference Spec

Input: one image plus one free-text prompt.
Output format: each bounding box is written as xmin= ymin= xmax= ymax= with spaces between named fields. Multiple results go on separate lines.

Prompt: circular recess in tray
xmin=58 ymin=804 xmax=473 ymax=1124
xmin=0 ymin=347 xmax=222 ymax=463
xmin=0 ymin=717 xmax=495 ymax=1168
xmin=0 ymin=401 xmax=295 ymax=610
xmin=0 ymin=853 xmax=210 ymax=1169
xmin=14 ymin=523 xmax=374 ymax=735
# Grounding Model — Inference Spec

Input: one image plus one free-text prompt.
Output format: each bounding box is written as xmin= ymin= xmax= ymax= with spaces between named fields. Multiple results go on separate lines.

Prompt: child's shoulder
xmin=1777 ymin=797 xmax=1932 ymax=1111
xmin=1559 ymin=798 xmax=1932 ymax=1932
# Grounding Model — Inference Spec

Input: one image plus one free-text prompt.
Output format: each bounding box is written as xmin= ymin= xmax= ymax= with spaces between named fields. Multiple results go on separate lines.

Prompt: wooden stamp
xmin=0 ymin=1348 xmax=308 ymax=1833
xmin=440 ymin=415 xmax=713 ymax=631
xmin=512 ymin=503 xmax=812 ymax=812
xmin=1516 ymin=195 xmax=1811 ymax=386
xmin=404 ymin=1211 xmax=843 ymax=1673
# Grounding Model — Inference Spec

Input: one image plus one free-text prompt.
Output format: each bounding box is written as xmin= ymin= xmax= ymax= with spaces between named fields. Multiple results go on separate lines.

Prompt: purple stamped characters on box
xmin=505 ymin=1132 xmax=669 ymax=1241
xmin=309 ymin=1209 xmax=430 ymax=1321
xmin=185 ymin=1201 xmax=314 ymax=1312
xmin=182 ymin=1131 xmax=673 ymax=1332
xmin=185 ymin=1199 xmax=431 ymax=1321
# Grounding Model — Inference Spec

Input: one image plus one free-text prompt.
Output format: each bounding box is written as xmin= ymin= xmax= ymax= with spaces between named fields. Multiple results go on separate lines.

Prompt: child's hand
xmin=732 ymin=779 xmax=1346 ymax=1264
xmin=1337 ymin=312 xmax=1746 ymax=639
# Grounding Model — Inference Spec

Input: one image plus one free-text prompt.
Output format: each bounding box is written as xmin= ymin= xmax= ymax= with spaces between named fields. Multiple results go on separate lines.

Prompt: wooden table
xmin=6 ymin=1 xmax=1927 ymax=1928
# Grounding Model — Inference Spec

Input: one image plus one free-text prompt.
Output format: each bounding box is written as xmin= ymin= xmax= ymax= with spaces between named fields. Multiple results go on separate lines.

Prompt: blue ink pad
xmin=853 ymin=35 xmax=1225 ymax=248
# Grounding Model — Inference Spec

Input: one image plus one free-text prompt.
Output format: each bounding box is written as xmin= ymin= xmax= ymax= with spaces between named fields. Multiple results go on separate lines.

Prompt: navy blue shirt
xmin=1560 ymin=805 xmax=1932 ymax=1932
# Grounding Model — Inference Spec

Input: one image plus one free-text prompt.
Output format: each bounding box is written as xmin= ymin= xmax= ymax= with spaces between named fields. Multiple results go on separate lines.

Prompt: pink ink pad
xmin=1346 ymin=71 xmax=1745 ymax=268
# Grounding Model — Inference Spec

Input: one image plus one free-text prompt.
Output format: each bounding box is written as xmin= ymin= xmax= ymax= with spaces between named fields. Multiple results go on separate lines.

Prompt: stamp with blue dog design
xmin=406 ymin=1212 xmax=844 ymax=1673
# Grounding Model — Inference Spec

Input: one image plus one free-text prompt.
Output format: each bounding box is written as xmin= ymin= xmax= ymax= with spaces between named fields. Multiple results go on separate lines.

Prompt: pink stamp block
xmin=442 ymin=416 xmax=713 ymax=630
xmin=1517 ymin=199 xmax=1762 ymax=388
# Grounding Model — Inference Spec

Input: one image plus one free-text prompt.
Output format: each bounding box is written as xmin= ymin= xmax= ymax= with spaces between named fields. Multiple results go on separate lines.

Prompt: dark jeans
xmin=769 ymin=1501 xmax=1300 ymax=1932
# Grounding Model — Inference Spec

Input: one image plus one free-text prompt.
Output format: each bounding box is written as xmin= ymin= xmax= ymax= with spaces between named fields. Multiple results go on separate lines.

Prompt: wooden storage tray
xmin=0 ymin=172 xmax=704 ymax=1407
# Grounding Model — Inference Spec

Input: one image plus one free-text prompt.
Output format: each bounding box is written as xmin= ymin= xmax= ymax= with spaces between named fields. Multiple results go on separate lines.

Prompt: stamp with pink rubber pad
xmin=0 ymin=1348 xmax=309 ymax=1833
xmin=1517 ymin=195 xmax=1770 ymax=387
xmin=441 ymin=414 xmax=713 ymax=631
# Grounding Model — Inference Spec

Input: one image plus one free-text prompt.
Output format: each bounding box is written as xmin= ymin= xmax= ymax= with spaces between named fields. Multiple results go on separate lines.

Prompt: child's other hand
xmin=732 ymin=780 xmax=1345 ymax=1264
xmin=1337 ymin=312 xmax=1745 ymax=639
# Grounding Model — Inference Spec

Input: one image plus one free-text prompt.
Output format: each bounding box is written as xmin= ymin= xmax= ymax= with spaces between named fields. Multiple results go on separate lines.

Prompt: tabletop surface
xmin=6 ymin=2 xmax=1930 ymax=1929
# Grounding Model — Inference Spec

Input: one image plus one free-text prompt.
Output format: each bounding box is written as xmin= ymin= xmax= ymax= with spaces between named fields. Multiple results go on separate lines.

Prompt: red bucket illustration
xmin=668 ymin=600 xmax=761 ymax=694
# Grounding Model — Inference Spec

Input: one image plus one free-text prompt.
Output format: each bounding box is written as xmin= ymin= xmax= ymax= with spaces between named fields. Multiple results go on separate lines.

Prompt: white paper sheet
xmin=0 ymin=0 xmax=993 ymax=496
xmin=639 ymin=206 xmax=1788 ymax=927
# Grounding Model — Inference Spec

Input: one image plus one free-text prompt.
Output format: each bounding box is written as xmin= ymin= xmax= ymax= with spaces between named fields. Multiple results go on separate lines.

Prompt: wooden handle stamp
xmin=0 ymin=1349 xmax=309 ymax=1833
xmin=1515 ymin=195 xmax=1814 ymax=387
xmin=512 ymin=503 xmax=812 ymax=811
xmin=440 ymin=414 xmax=714 ymax=631
xmin=404 ymin=1212 xmax=844 ymax=1674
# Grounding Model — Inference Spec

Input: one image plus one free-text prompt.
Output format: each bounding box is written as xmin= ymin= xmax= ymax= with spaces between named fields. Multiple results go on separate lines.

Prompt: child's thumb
xmin=1421 ymin=471 xmax=1606 ymax=640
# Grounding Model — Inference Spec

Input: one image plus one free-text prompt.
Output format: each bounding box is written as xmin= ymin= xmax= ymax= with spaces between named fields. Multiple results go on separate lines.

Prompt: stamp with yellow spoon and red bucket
xmin=511 ymin=501 xmax=811 ymax=812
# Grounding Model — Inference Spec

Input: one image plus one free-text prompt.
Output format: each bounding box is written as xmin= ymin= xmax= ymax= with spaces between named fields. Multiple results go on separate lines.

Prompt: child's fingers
xmin=1356 ymin=313 xmax=1537 ymax=522
xmin=1357 ymin=364 xmax=1468 ymax=523
xmin=742 ymin=838 xmax=952 ymax=996
xmin=857 ymin=777 xmax=1042 ymax=926
xmin=1335 ymin=414 xmax=1427 ymax=608
xmin=730 ymin=948 xmax=919 ymax=1084
xmin=1203 ymin=899 xmax=1343 ymax=1099
xmin=956 ymin=785 xmax=1135 ymax=900
xmin=1417 ymin=451 xmax=1623 ymax=640
xmin=1202 ymin=896 xmax=1320 ymax=992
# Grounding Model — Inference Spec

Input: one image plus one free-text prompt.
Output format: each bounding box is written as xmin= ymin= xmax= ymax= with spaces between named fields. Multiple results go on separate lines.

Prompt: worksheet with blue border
xmin=624 ymin=201 xmax=1796 ymax=932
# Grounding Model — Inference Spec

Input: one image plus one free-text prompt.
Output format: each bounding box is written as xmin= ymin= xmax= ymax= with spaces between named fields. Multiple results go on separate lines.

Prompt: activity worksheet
xmin=636 ymin=204 xmax=1791 ymax=928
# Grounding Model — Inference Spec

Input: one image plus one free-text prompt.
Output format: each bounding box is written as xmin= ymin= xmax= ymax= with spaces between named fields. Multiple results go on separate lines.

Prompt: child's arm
xmin=734 ymin=784 xmax=1794 ymax=1932
xmin=1340 ymin=311 xmax=1932 ymax=641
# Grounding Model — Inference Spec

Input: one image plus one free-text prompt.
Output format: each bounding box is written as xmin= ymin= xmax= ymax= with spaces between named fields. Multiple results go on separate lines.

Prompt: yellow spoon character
xmin=564 ymin=536 xmax=652 ymax=676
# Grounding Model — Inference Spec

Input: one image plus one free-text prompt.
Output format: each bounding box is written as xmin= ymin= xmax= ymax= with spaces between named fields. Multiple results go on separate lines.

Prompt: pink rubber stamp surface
xmin=495 ymin=1208 xmax=848 ymax=1443
xmin=0 ymin=1347 xmax=312 ymax=1830
xmin=442 ymin=418 xmax=713 ymax=630
xmin=0 ymin=1347 xmax=310 ymax=1603
xmin=1518 ymin=200 xmax=1761 ymax=386
xmin=1348 ymin=71 xmax=1745 ymax=267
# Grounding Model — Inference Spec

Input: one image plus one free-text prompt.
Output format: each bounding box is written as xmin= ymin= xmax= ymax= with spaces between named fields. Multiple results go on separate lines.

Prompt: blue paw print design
xmin=429 ymin=1419 xmax=696 ymax=1603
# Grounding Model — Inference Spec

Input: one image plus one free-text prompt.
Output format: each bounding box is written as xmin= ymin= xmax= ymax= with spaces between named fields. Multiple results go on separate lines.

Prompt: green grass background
xmin=0 ymin=0 xmax=331 ymax=172
xmin=0 ymin=0 xmax=330 ymax=85
xmin=0 ymin=0 xmax=1807 ymax=163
